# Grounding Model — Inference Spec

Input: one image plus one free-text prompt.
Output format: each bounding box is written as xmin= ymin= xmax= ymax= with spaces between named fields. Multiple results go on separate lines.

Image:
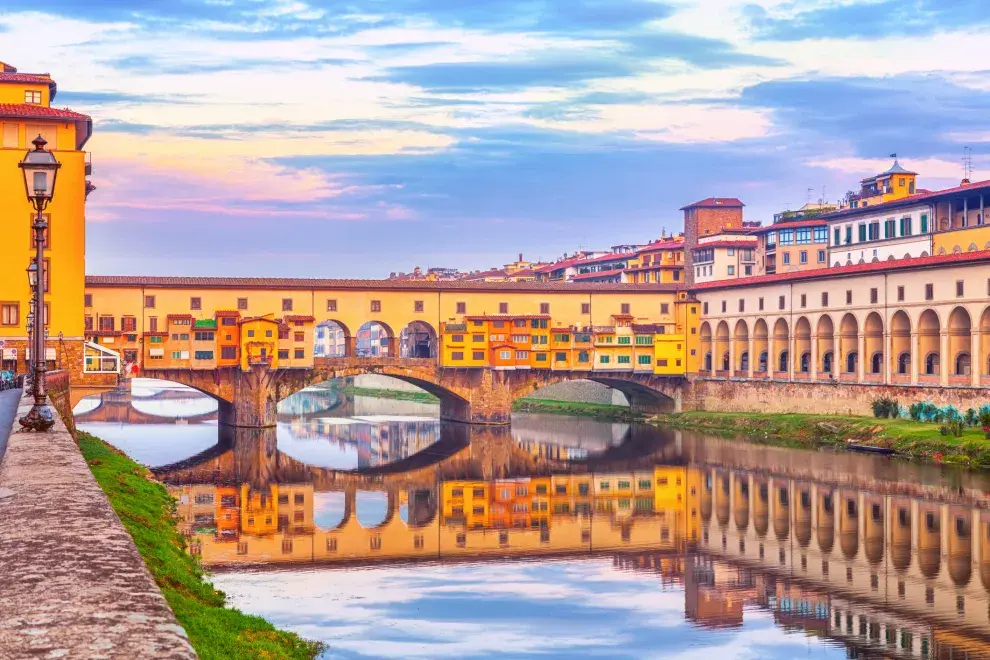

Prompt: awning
xmin=149 ymin=348 xmax=164 ymax=357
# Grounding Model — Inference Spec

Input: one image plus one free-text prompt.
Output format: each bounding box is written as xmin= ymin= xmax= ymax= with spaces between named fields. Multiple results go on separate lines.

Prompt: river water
xmin=74 ymin=379 xmax=990 ymax=659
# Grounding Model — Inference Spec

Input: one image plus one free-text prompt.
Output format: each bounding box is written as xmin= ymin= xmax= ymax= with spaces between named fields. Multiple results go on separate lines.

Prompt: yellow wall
xmin=239 ymin=316 xmax=280 ymax=370
xmin=933 ymin=224 xmax=990 ymax=255
xmin=0 ymin=81 xmax=52 ymax=106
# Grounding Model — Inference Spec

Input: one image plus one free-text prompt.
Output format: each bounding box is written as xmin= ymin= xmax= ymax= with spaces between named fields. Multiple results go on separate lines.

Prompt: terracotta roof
xmin=0 ymin=72 xmax=53 ymax=85
xmin=88 ymin=330 xmax=121 ymax=337
xmin=574 ymin=252 xmax=636 ymax=267
xmin=239 ymin=315 xmax=279 ymax=325
xmin=821 ymin=179 xmax=990 ymax=222
xmin=459 ymin=268 xmax=508 ymax=280
xmin=84 ymin=275 xmax=684 ymax=293
xmin=636 ymin=240 xmax=683 ymax=253
xmin=214 ymin=310 xmax=241 ymax=317
xmin=692 ymin=241 xmax=756 ymax=250
xmin=0 ymin=103 xmax=88 ymax=121
xmin=509 ymin=268 xmax=535 ymax=278
xmin=748 ymin=219 xmax=827 ymax=234
xmin=166 ymin=313 xmax=194 ymax=320
xmin=680 ymin=197 xmax=744 ymax=210
xmin=284 ymin=315 xmax=315 ymax=322
xmin=143 ymin=331 xmax=169 ymax=337
xmin=534 ymin=254 xmax=598 ymax=274
xmin=570 ymin=271 xmax=625 ymax=281
xmin=690 ymin=249 xmax=990 ymax=291
xmin=622 ymin=264 xmax=682 ymax=274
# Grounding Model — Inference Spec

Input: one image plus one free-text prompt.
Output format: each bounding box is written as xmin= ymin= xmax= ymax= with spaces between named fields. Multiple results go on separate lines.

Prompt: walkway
xmin=0 ymin=391 xmax=196 ymax=659
xmin=0 ymin=387 xmax=20 ymax=462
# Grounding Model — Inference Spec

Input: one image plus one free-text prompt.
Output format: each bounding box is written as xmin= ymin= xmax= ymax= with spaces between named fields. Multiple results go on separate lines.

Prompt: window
xmin=617 ymin=355 xmax=631 ymax=364
xmin=727 ymin=247 xmax=735 ymax=256
xmin=540 ymin=303 xmax=550 ymax=314
xmin=451 ymin=334 xmax=464 ymax=343
xmin=599 ymin=355 xmax=611 ymax=364
xmin=99 ymin=316 xmax=115 ymax=331
xmin=145 ymin=295 xmax=156 ymax=309
xmin=778 ymin=295 xmax=785 ymax=310
xmin=194 ymin=351 xmax=214 ymax=360
xmin=148 ymin=317 xmax=158 ymax=332
xmin=414 ymin=300 xmax=424 ymax=313
xmin=925 ymin=283 xmax=933 ymax=301
xmin=171 ymin=351 xmax=189 ymax=360
xmin=326 ymin=299 xmax=337 ymax=312
xmin=858 ymin=223 xmax=867 ymax=242
xmin=121 ymin=316 xmax=137 ymax=332
xmin=844 ymin=226 xmax=852 ymax=244
xmin=846 ymin=290 xmax=852 ymax=304
xmin=799 ymin=251 xmax=807 ymax=264
xmin=884 ymin=218 xmax=896 ymax=238
xmin=495 ymin=302 xmax=507 ymax=314
xmin=818 ymin=249 xmax=826 ymax=263
xmin=194 ymin=331 xmax=214 ymax=341
xmin=294 ymin=331 xmax=304 ymax=342
xmin=702 ymin=302 xmax=708 ymax=314
xmin=190 ymin=297 xmax=202 ymax=310
xmin=920 ymin=213 xmax=929 ymax=233
xmin=0 ymin=303 xmax=18 ymax=326
xmin=782 ymin=253 xmax=790 ymax=265
xmin=278 ymin=349 xmax=289 ymax=359
xmin=456 ymin=302 xmax=466 ymax=314
xmin=294 ymin=348 xmax=305 ymax=359
xmin=833 ymin=227 xmax=841 ymax=245
xmin=758 ymin=297 xmax=764 ymax=311
xmin=738 ymin=299 xmax=745 ymax=312
xmin=221 ymin=346 xmax=237 ymax=360
xmin=657 ymin=359 xmax=668 ymax=367
xmin=899 ymin=216 xmax=912 ymax=236
xmin=956 ymin=280 xmax=964 ymax=297
xmin=535 ymin=352 xmax=548 ymax=362
xmin=868 ymin=222 xmax=880 ymax=240
xmin=721 ymin=300 xmax=727 ymax=313
xmin=581 ymin=302 xmax=590 ymax=314
xmin=84 ymin=315 xmax=93 ymax=331
xmin=821 ymin=292 xmax=828 ymax=307
xmin=499 ymin=350 xmax=511 ymax=360
xmin=779 ymin=229 xmax=794 ymax=245
xmin=621 ymin=303 xmax=630 ymax=315
xmin=617 ymin=336 xmax=631 ymax=345
xmin=796 ymin=228 xmax=811 ymax=244
xmin=514 ymin=350 xmax=528 ymax=360
xmin=282 ymin=298 xmax=293 ymax=311
xmin=472 ymin=333 xmax=484 ymax=342
xmin=800 ymin=293 xmax=806 ymax=308
xmin=814 ymin=227 xmax=827 ymax=242
xmin=370 ymin=300 xmax=381 ymax=312
xmin=897 ymin=285 xmax=905 ymax=301
xmin=637 ymin=355 xmax=651 ymax=365
xmin=727 ymin=265 xmax=735 ymax=275
xmin=870 ymin=288 xmax=878 ymax=304
xmin=25 ymin=90 xmax=42 ymax=104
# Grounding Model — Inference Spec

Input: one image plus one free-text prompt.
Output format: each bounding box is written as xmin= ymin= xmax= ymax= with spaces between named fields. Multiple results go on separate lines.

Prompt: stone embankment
xmin=0 ymin=388 xmax=196 ymax=659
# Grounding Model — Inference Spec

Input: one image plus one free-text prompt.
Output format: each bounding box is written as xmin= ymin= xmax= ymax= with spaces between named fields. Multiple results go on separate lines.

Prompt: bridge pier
xmin=219 ymin=367 xmax=279 ymax=428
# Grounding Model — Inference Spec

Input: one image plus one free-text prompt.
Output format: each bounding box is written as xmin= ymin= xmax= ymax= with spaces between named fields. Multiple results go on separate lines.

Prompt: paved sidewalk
xmin=0 ymin=391 xmax=197 ymax=659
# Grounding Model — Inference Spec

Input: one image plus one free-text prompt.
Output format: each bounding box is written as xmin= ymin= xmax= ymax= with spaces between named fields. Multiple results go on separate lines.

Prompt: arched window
xmin=822 ymin=351 xmax=833 ymax=374
xmin=846 ymin=351 xmax=857 ymax=374
xmin=740 ymin=351 xmax=749 ymax=372
xmin=925 ymin=352 xmax=939 ymax=375
xmin=955 ymin=353 xmax=971 ymax=376
xmin=778 ymin=350 xmax=788 ymax=373
xmin=897 ymin=352 xmax=910 ymax=374
xmin=704 ymin=352 xmax=712 ymax=371
xmin=758 ymin=351 xmax=768 ymax=373
xmin=871 ymin=352 xmax=882 ymax=374
xmin=800 ymin=352 xmax=810 ymax=373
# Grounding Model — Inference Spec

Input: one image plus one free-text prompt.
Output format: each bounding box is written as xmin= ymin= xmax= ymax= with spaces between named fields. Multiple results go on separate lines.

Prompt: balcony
xmin=248 ymin=354 xmax=273 ymax=367
xmin=85 ymin=152 xmax=93 ymax=176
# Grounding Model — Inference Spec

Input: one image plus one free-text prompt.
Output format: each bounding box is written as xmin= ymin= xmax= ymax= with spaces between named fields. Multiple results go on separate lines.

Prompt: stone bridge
xmin=140 ymin=357 xmax=689 ymax=427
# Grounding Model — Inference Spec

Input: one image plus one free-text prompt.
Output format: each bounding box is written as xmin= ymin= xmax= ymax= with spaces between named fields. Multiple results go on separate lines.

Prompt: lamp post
xmin=18 ymin=135 xmax=60 ymax=432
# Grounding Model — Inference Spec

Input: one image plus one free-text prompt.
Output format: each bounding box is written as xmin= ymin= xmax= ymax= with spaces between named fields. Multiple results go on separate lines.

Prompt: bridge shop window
xmin=778 ymin=295 xmax=785 ymax=310
xmin=294 ymin=348 xmax=305 ymax=359
xmin=499 ymin=302 xmax=509 ymax=314
xmin=472 ymin=350 xmax=484 ymax=360
xmin=190 ymin=297 xmax=201 ymax=310
xmin=371 ymin=300 xmax=381 ymax=313
xmin=294 ymin=332 xmax=304 ymax=342
xmin=621 ymin=303 xmax=630 ymax=314
xmin=326 ymin=299 xmax=337 ymax=312
xmin=235 ymin=297 xmax=248 ymax=310
xmin=282 ymin=298 xmax=293 ymax=311
xmin=581 ymin=303 xmax=590 ymax=314
xmin=84 ymin=294 xmax=92 ymax=307
xmin=924 ymin=283 xmax=933 ymax=300
xmin=278 ymin=349 xmax=290 ymax=359
xmin=456 ymin=302 xmax=466 ymax=314
xmin=451 ymin=351 xmax=464 ymax=360
xmin=414 ymin=300 xmax=424 ymax=313
xmin=540 ymin=303 xmax=550 ymax=314
xmin=221 ymin=346 xmax=237 ymax=360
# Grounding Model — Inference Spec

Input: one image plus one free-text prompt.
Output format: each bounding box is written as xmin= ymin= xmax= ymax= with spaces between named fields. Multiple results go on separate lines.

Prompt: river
xmin=74 ymin=379 xmax=990 ymax=659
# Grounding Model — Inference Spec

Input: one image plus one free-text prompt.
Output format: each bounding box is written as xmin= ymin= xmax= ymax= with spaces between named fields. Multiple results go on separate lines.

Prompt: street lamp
xmin=18 ymin=135 xmax=60 ymax=432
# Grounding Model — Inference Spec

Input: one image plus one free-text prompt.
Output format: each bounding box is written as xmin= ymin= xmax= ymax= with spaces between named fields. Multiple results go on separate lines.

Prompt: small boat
xmin=846 ymin=442 xmax=896 ymax=456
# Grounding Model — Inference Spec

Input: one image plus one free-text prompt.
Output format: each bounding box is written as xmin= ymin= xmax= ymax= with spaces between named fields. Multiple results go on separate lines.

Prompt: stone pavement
xmin=0 ymin=391 xmax=197 ymax=659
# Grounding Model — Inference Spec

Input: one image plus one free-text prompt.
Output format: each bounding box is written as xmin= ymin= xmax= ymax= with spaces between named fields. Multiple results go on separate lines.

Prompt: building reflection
xmin=163 ymin=425 xmax=990 ymax=659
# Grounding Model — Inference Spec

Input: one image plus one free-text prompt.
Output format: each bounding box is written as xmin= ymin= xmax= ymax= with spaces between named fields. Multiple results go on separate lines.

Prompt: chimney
xmin=518 ymin=253 xmax=523 ymax=262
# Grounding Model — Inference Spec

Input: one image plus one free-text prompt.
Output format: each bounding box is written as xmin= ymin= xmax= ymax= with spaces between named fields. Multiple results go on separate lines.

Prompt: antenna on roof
xmin=806 ymin=188 xmax=813 ymax=204
xmin=963 ymin=146 xmax=973 ymax=183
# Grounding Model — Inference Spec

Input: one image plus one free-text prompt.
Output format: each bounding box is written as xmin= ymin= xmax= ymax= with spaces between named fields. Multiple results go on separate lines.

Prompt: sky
xmin=4 ymin=0 xmax=989 ymax=277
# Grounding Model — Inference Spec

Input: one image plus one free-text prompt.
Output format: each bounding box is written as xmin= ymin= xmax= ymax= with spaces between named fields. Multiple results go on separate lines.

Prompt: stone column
xmin=910 ymin=332 xmax=919 ymax=386
xmin=971 ymin=330 xmax=981 ymax=388
xmin=833 ymin=330 xmax=842 ymax=379
xmin=857 ymin=332 xmax=866 ymax=382
xmin=883 ymin=331 xmax=892 ymax=384
xmin=788 ymin=333 xmax=796 ymax=381
xmin=227 ymin=366 xmax=279 ymax=427
xmin=729 ymin=335 xmax=735 ymax=378
xmin=940 ymin=331 xmax=949 ymax=386
xmin=747 ymin=335 xmax=755 ymax=379
xmin=810 ymin=333 xmax=818 ymax=380
xmin=769 ymin=332 xmax=777 ymax=379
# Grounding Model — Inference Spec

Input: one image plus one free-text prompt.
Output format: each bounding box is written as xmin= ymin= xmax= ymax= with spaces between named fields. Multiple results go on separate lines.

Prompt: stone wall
xmin=519 ymin=379 xmax=629 ymax=406
xmin=686 ymin=377 xmax=990 ymax=416
xmin=0 ymin=390 xmax=196 ymax=658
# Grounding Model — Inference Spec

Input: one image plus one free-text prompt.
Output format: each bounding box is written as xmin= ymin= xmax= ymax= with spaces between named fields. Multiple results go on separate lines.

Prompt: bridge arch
xmin=400 ymin=321 xmax=438 ymax=359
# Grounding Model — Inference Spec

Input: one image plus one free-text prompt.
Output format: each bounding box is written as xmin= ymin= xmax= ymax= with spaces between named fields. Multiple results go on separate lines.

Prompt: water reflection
xmin=74 ymin=382 xmax=990 ymax=659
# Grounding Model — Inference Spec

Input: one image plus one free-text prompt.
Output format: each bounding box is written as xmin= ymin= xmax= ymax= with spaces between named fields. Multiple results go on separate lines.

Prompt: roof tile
xmin=0 ymin=103 xmax=89 ymax=121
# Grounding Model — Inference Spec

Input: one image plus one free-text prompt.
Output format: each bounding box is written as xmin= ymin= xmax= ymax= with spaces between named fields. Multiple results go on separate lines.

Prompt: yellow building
xmin=239 ymin=315 xmax=281 ymax=370
xmin=442 ymin=481 xmax=489 ymax=528
xmin=847 ymin=160 xmax=918 ymax=208
xmin=0 ymin=62 xmax=95 ymax=381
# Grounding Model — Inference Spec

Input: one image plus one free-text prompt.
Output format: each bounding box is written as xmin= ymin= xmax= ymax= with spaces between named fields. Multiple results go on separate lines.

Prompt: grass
xmin=651 ymin=411 xmax=990 ymax=469
xmin=511 ymin=398 xmax=642 ymax=421
xmin=77 ymin=431 xmax=325 ymax=660
xmin=342 ymin=385 xmax=439 ymax=403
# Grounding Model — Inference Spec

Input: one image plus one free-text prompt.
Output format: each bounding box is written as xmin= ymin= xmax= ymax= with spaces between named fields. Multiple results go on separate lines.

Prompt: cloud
xmin=747 ymin=0 xmax=990 ymax=41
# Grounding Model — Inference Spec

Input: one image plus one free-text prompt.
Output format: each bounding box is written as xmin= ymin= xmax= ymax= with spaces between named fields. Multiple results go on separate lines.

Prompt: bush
xmin=939 ymin=423 xmax=951 ymax=436
xmin=980 ymin=408 xmax=990 ymax=439
xmin=908 ymin=402 xmax=924 ymax=421
xmin=965 ymin=408 xmax=979 ymax=426
xmin=949 ymin=419 xmax=965 ymax=437
xmin=871 ymin=396 xmax=899 ymax=419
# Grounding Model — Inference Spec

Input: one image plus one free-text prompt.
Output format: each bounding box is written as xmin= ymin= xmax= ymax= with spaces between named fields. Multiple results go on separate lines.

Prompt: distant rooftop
xmin=680 ymin=197 xmax=745 ymax=211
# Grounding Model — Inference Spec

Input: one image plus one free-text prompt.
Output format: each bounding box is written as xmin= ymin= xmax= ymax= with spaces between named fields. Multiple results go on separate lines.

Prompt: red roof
xmin=284 ymin=315 xmax=315 ymax=322
xmin=459 ymin=268 xmax=508 ymax=280
xmin=691 ymin=249 xmax=990 ymax=291
xmin=86 ymin=275 xmax=684 ymax=293
xmin=166 ymin=313 xmax=194 ymax=320
xmin=575 ymin=252 xmax=637 ymax=267
xmin=535 ymin=254 xmax=598 ymax=273
xmin=0 ymin=72 xmax=53 ymax=85
xmin=0 ymin=103 xmax=88 ymax=121
xmin=748 ymin=218 xmax=827 ymax=234
xmin=680 ymin=197 xmax=745 ymax=210
xmin=692 ymin=240 xmax=757 ymax=250
xmin=636 ymin=240 xmax=683 ymax=254
xmin=214 ymin=310 xmax=241 ymax=317
xmin=822 ymin=179 xmax=990 ymax=221
xmin=571 ymin=271 xmax=624 ymax=281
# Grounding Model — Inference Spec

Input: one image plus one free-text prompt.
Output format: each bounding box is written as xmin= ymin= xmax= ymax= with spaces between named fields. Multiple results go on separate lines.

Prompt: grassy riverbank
xmin=512 ymin=398 xmax=642 ymax=421
xmin=343 ymin=385 xmax=439 ymax=403
xmin=652 ymin=411 xmax=990 ymax=469
xmin=78 ymin=431 xmax=324 ymax=660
